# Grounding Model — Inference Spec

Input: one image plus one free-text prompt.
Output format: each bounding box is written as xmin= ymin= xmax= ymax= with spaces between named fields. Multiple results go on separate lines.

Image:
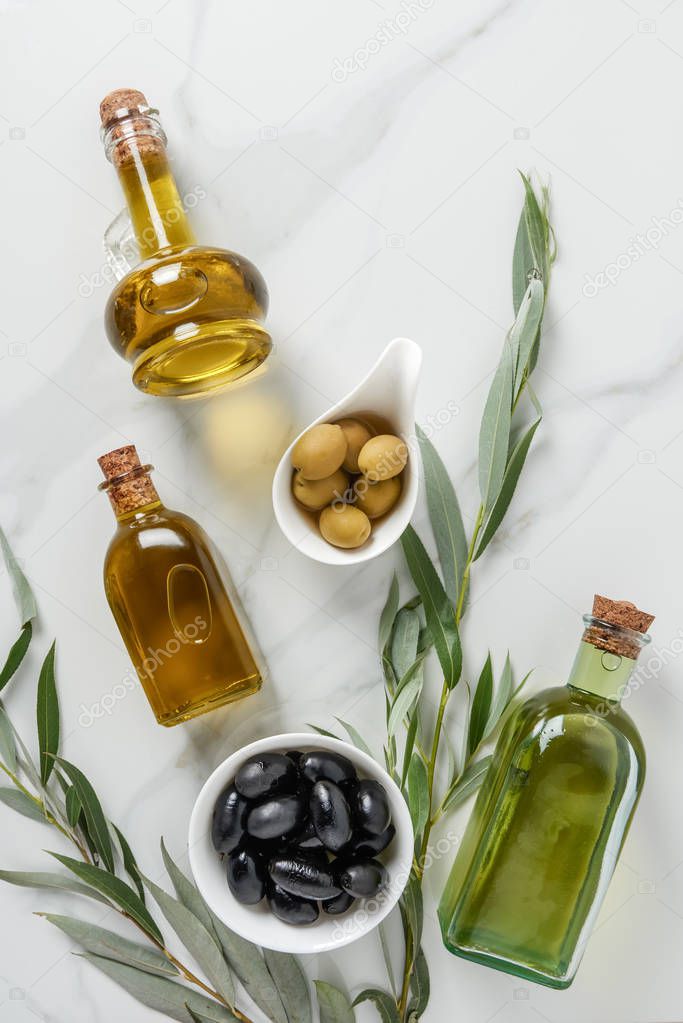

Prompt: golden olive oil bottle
xmin=99 ymin=88 xmax=271 ymax=398
xmin=438 ymin=595 xmax=654 ymax=989
xmin=98 ymin=445 xmax=263 ymax=725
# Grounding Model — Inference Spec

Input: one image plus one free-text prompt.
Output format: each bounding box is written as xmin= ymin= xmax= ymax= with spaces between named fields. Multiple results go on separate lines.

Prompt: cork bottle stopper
xmin=584 ymin=594 xmax=655 ymax=659
xmin=99 ymin=87 xmax=166 ymax=168
xmin=98 ymin=444 xmax=160 ymax=516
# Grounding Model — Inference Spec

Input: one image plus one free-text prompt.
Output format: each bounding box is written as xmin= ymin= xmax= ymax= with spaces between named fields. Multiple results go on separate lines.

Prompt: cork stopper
xmin=99 ymin=88 xmax=166 ymax=168
xmin=98 ymin=445 xmax=160 ymax=517
xmin=584 ymin=594 xmax=655 ymax=659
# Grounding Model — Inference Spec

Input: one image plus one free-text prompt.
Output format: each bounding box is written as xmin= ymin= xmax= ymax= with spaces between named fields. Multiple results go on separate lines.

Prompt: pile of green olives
xmin=211 ymin=748 xmax=395 ymax=926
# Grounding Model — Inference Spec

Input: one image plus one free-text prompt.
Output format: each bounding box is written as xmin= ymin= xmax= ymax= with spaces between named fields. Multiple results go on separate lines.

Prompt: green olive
xmin=354 ymin=475 xmax=401 ymax=519
xmin=319 ymin=505 xmax=371 ymax=549
xmin=336 ymin=417 xmax=373 ymax=473
xmin=292 ymin=468 xmax=349 ymax=511
xmin=291 ymin=424 xmax=347 ymax=480
xmin=358 ymin=434 xmax=408 ymax=481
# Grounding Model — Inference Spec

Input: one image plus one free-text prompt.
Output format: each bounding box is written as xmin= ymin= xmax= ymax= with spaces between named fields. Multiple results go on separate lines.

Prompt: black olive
xmin=310 ymin=780 xmax=352 ymax=853
xmin=292 ymin=817 xmax=325 ymax=851
xmin=299 ymin=750 xmax=357 ymax=785
xmin=234 ymin=753 xmax=297 ymax=800
xmin=246 ymin=794 xmax=307 ymax=841
xmin=336 ymin=857 xmax=388 ymax=898
xmin=354 ymin=779 xmax=391 ymax=836
xmin=322 ymin=890 xmax=355 ymax=915
xmin=269 ymin=853 xmax=342 ymax=900
xmin=285 ymin=749 xmax=304 ymax=769
xmin=226 ymin=847 xmax=266 ymax=905
xmin=211 ymin=784 xmax=248 ymax=855
xmin=267 ymin=883 xmax=319 ymax=926
xmin=343 ymin=823 xmax=395 ymax=859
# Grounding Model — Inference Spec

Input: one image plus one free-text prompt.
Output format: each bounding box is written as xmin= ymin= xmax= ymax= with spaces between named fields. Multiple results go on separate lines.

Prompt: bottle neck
xmin=103 ymin=108 xmax=195 ymax=259
xmin=567 ymin=641 xmax=636 ymax=703
xmin=99 ymin=465 xmax=162 ymax=522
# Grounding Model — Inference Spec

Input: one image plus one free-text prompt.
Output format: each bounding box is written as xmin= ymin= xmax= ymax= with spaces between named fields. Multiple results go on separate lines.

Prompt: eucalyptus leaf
xmin=142 ymin=874 xmax=235 ymax=1008
xmin=0 ymin=525 xmax=37 ymax=626
xmin=485 ymin=653 xmax=513 ymax=737
xmin=315 ymin=981 xmax=355 ymax=1023
xmin=335 ymin=719 xmax=373 ymax=758
xmin=10 ymin=721 xmax=44 ymax=793
xmin=442 ymin=756 xmax=493 ymax=814
xmin=0 ymin=867 xmax=110 ymax=904
xmin=400 ymin=526 xmax=461 ymax=690
xmin=0 ymin=703 xmax=17 ymax=772
xmin=0 ymin=622 xmax=32 ymax=694
xmin=160 ymin=840 xmax=214 ymax=933
xmin=378 ymin=574 xmax=399 ymax=653
xmin=474 ymin=415 xmax=541 ymax=560
xmin=387 ymin=655 xmax=426 ymax=738
xmin=390 ymin=607 xmax=420 ymax=682
xmin=57 ymin=758 xmax=115 ymax=874
xmin=65 ymin=785 xmax=82 ymax=828
xmin=353 ymin=988 xmax=400 ymax=1022
xmin=42 ymin=913 xmax=177 ymax=976
xmin=400 ymin=873 xmax=423 ymax=951
xmin=400 ymin=712 xmax=419 ymax=790
xmin=478 ymin=339 xmax=513 ymax=513
xmin=308 ymin=724 xmax=341 ymax=741
xmin=407 ymin=947 xmax=430 ymax=1018
xmin=416 ymin=425 xmax=468 ymax=607
xmin=519 ymin=172 xmax=549 ymax=286
xmin=49 ymin=852 xmax=162 ymax=943
xmin=81 ymin=954 xmax=237 ymax=1023
xmin=407 ymin=755 xmax=429 ymax=853
xmin=209 ymin=913 xmax=288 ymax=1023
xmin=263 ymin=947 xmax=312 ymax=1023
xmin=37 ymin=641 xmax=59 ymax=785
xmin=113 ymin=823 xmax=145 ymax=902
xmin=468 ymin=655 xmax=494 ymax=756
xmin=512 ymin=202 xmax=536 ymax=314
xmin=378 ymin=921 xmax=397 ymax=996
xmin=0 ymin=786 xmax=45 ymax=822
xmin=510 ymin=276 xmax=544 ymax=399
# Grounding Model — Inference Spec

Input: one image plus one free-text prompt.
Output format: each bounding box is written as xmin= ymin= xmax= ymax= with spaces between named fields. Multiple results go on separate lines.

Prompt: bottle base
xmin=440 ymin=934 xmax=574 ymax=990
xmin=155 ymin=673 xmax=263 ymax=726
xmin=132 ymin=319 xmax=272 ymax=398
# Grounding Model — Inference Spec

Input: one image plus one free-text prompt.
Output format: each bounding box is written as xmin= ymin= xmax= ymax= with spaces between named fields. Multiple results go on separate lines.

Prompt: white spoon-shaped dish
xmin=272 ymin=337 xmax=422 ymax=565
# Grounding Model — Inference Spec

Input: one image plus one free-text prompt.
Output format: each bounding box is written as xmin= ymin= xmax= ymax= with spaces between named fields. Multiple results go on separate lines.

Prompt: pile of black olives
xmin=211 ymin=749 xmax=395 ymax=926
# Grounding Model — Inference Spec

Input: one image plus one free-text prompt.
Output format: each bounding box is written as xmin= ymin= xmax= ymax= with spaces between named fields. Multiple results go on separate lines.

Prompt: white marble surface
xmin=1 ymin=1 xmax=683 ymax=1020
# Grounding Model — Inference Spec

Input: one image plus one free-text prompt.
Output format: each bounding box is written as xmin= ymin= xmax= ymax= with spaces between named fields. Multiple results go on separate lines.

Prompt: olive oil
xmin=99 ymin=89 xmax=271 ymax=398
xmin=439 ymin=596 xmax=654 ymax=989
xmin=98 ymin=445 xmax=263 ymax=726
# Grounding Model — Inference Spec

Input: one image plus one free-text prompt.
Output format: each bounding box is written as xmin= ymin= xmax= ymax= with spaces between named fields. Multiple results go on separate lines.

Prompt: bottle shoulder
xmin=104 ymin=507 xmax=210 ymax=560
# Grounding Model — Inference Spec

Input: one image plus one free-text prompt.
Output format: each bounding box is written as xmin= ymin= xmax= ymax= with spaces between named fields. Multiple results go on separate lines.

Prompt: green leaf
xmin=353 ymin=988 xmax=400 ymax=1022
xmin=0 ymin=786 xmax=45 ymax=822
xmin=160 ymin=840 xmax=214 ymax=932
xmin=509 ymin=277 xmax=544 ymax=399
xmin=485 ymin=653 xmax=513 ymax=737
xmin=307 ymin=724 xmax=341 ymax=741
xmin=42 ymin=914 xmax=177 ymax=977
xmin=0 ymin=867 xmax=110 ymax=904
xmin=56 ymin=758 xmax=115 ymax=874
xmin=263 ymin=948 xmax=312 ymax=1023
xmin=468 ymin=655 xmax=494 ymax=756
xmin=0 ymin=703 xmax=17 ymax=772
xmin=416 ymin=425 xmax=468 ymax=607
xmin=378 ymin=921 xmax=397 ymax=996
xmin=378 ymin=574 xmax=399 ymax=653
xmin=37 ymin=641 xmax=59 ymax=785
xmin=335 ymin=719 xmax=372 ymax=758
xmin=209 ymin=914 xmax=287 ymax=1023
xmin=442 ymin=756 xmax=493 ymax=813
xmin=0 ymin=525 xmax=37 ymax=626
xmin=407 ymin=754 xmax=429 ymax=851
xmin=142 ymin=874 xmax=235 ymax=1008
xmin=400 ymin=873 xmax=423 ymax=950
xmin=81 ymin=954 xmax=237 ymax=1022
xmin=65 ymin=785 xmax=82 ymax=828
xmin=390 ymin=607 xmax=420 ymax=682
xmin=0 ymin=622 xmax=32 ymax=693
xmin=519 ymin=172 xmax=549 ymax=286
xmin=387 ymin=655 xmax=426 ymax=738
xmin=478 ymin=339 xmax=514 ymax=513
xmin=474 ymin=416 xmax=541 ymax=560
xmin=512 ymin=202 xmax=536 ymax=314
xmin=49 ymin=853 xmax=162 ymax=943
xmin=315 ymin=981 xmax=355 ymax=1023
xmin=407 ymin=947 xmax=430 ymax=1018
xmin=400 ymin=526 xmax=461 ymax=690
xmin=113 ymin=824 xmax=145 ymax=902
xmin=400 ymin=712 xmax=419 ymax=790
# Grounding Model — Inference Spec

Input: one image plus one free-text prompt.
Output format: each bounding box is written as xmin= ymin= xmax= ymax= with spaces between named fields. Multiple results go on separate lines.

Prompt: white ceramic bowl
xmin=272 ymin=338 xmax=422 ymax=566
xmin=188 ymin=732 xmax=414 ymax=954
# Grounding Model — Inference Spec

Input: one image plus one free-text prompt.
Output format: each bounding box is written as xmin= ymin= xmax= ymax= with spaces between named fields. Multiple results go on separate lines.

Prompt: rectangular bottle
xmin=98 ymin=445 xmax=264 ymax=725
xmin=438 ymin=595 xmax=654 ymax=988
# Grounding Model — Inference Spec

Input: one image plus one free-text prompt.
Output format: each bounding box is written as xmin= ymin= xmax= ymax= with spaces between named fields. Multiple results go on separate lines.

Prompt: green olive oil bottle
xmin=438 ymin=595 xmax=654 ymax=989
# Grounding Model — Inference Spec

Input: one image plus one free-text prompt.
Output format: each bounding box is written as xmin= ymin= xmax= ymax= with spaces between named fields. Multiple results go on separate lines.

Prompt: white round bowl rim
xmin=188 ymin=732 xmax=414 ymax=954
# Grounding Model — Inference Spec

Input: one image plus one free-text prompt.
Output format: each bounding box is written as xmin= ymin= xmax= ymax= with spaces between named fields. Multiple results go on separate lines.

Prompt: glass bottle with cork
xmin=98 ymin=444 xmax=264 ymax=725
xmin=438 ymin=594 xmax=654 ymax=989
xmin=99 ymin=88 xmax=271 ymax=398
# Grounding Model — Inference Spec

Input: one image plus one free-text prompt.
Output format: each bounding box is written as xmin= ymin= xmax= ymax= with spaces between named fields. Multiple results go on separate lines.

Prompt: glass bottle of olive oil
xmin=99 ymin=88 xmax=271 ymax=398
xmin=438 ymin=595 xmax=654 ymax=989
xmin=98 ymin=445 xmax=263 ymax=726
